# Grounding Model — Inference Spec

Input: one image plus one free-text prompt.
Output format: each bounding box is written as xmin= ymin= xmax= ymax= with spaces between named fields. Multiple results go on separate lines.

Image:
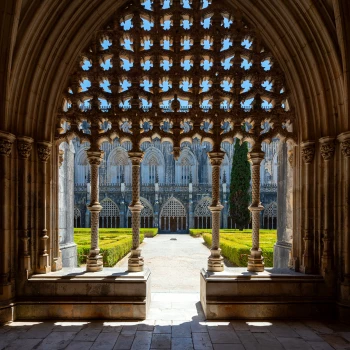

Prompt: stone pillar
xmin=128 ymin=151 xmax=144 ymax=272
xmin=274 ymin=142 xmax=293 ymax=268
xmin=37 ymin=141 xmax=52 ymax=274
xmin=0 ymin=131 xmax=16 ymax=296
xmin=86 ymin=149 xmax=104 ymax=272
xmin=207 ymin=151 xmax=225 ymax=272
xmin=59 ymin=142 xmax=77 ymax=267
xmin=337 ymin=132 xmax=350 ymax=282
xmin=247 ymin=146 xmax=265 ymax=272
xmin=222 ymin=182 xmax=228 ymax=229
xmin=189 ymin=182 xmax=194 ymax=229
xmin=17 ymin=136 xmax=34 ymax=275
xmin=154 ymin=182 xmax=159 ymax=228
xmin=300 ymin=141 xmax=315 ymax=274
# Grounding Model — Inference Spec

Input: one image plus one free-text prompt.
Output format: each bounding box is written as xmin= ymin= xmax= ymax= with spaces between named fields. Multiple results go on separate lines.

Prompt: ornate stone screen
xmin=263 ymin=201 xmax=277 ymax=229
xmin=160 ymin=197 xmax=187 ymax=231
xmin=100 ymin=198 xmax=120 ymax=228
xmin=128 ymin=197 xmax=154 ymax=228
xmin=74 ymin=206 xmax=81 ymax=228
xmin=194 ymin=197 xmax=211 ymax=229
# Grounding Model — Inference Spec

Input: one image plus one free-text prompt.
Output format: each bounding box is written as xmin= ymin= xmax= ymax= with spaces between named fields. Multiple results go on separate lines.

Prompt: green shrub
xmin=74 ymin=228 xmax=158 ymax=237
xmin=75 ymin=232 xmax=144 ymax=267
xmin=202 ymin=231 xmax=275 ymax=267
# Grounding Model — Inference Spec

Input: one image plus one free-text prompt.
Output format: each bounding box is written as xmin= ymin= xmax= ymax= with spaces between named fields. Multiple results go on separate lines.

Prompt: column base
xmin=86 ymin=250 xmax=103 ymax=272
xmin=208 ymin=249 xmax=224 ymax=272
xmin=128 ymin=249 xmax=144 ymax=272
xmin=37 ymin=255 xmax=51 ymax=274
xmin=247 ymin=249 xmax=264 ymax=272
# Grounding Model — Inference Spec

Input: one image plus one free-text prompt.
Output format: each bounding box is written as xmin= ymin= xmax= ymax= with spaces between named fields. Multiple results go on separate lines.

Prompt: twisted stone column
xmin=300 ymin=141 xmax=315 ymax=274
xmin=86 ymin=149 xmax=104 ymax=272
xmin=37 ymin=141 xmax=52 ymax=273
xmin=247 ymin=147 xmax=265 ymax=272
xmin=0 ymin=131 xmax=16 ymax=292
xmin=207 ymin=151 xmax=225 ymax=272
xmin=128 ymin=151 xmax=144 ymax=272
xmin=17 ymin=136 xmax=34 ymax=274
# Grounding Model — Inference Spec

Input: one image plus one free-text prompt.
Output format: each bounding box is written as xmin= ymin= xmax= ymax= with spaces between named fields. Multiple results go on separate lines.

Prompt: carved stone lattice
xmin=160 ymin=197 xmax=187 ymax=218
xmin=100 ymin=198 xmax=120 ymax=217
xmin=56 ymin=0 xmax=295 ymax=153
xmin=128 ymin=198 xmax=154 ymax=217
xmin=194 ymin=197 xmax=212 ymax=217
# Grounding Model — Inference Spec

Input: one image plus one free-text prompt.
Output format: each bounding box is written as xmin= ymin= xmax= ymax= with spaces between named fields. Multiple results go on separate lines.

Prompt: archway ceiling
xmin=6 ymin=0 xmax=344 ymax=142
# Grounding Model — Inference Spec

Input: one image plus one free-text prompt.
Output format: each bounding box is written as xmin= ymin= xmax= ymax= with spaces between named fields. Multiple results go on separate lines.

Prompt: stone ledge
xmin=200 ymin=268 xmax=335 ymax=319
xmin=4 ymin=268 xmax=152 ymax=322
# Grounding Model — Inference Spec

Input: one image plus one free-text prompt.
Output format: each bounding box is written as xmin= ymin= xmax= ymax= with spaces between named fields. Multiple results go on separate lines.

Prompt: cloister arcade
xmin=1 ymin=0 xmax=350 ymax=322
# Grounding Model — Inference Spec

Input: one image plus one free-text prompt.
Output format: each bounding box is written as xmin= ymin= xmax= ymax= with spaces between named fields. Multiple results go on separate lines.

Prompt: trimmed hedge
xmin=74 ymin=228 xmax=158 ymax=237
xmin=75 ymin=232 xmax=144 ymax=267
xmin=202 ymin=230 xmax=276 ymax=267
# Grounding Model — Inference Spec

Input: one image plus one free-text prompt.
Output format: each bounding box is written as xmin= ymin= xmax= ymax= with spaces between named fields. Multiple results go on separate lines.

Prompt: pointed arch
xmin=100 ymin=197 xmax=120 ymax=228
xmin=107 ymin=146 xmax=131 ymax=184
xmin=194 ymin=197 xmax=212 ymax=229
xmin=142 ymin=147 xmax=165 ymax=184
xmin=127 ymin=197 xmax=154 ymax=228
xmin=160 ymin=197 xmax=187 ymax=232
xmin=175 ymin=147 xmax=198 ymax=185
xmin=263 ymin=202 xmax=277 ymax=230
xmin=74 ymin=145 xmax=89 ymax=184
xmin=74 ymin=207 xmax=81 ymax=228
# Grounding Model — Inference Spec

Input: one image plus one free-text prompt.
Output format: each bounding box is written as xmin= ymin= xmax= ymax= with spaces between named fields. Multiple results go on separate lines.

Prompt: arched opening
xmin=194 ymin=197 xmax=212 ymax=229
xmin=74 ymin=207 xmax=81 ymax=228
xmin=99 ymin=197 xmax=120 ymax=228
xmin=160 ymin=197 xmax=187 ymax=232
xmin=127 ymin=197 xmax=154 ymax=228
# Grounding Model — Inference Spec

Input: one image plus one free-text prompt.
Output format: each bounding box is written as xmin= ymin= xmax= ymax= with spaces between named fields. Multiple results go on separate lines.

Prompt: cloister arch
xmin=160 ymin=197 xmax=187 ymax=232
xmin=127 ymin=197 xmax=154 ymax=228
xmin=99 ymin=197 xmax=120 ymax=228
xmin=1 ymin=0 xmax=350 ymax=322
xmin=194 ymin=197 xmax=212 ymax=229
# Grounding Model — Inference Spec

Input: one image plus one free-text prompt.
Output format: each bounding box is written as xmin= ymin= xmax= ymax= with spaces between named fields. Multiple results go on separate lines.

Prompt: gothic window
xmin=100 ymin=198 xmax=120 ymax=228
xmin=107 ymin=147 xmax=131 ymax=184
xmin=160 ymin=197 xmax=187 ymax=231
xmin=75 ymin=147 xmax=89 ymax=184
xmin=74 ymin=207 xmax=81 ymax=228
xmin=263 ymin=202 xmax=277 ymax=229
xmin=176 ymin=148 xmax=197 ymax=185
xmin=194 ymin=197 xmax=212 ymax=229
xmin=128 ymin=197 xmax=154 ymax=228
xmin=142 ymin=147 xmax=165 ymax=184
xmin=181 ymin=157 xmax=192 ymax=185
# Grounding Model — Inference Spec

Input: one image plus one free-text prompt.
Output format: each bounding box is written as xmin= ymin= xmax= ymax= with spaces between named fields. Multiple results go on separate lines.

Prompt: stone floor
xmin=116 ymin=234 xmax=221 ymax=292
xmin=1 ymin=292 xmax=350 ymax=349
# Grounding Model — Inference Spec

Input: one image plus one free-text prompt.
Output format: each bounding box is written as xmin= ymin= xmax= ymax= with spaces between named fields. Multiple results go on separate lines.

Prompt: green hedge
xmin=202 ymin=231 xmax=276 ymax=267
xmin=75 ymin=232 xmax=144 ymax=267
xmin=74 ymin=228 xmax=158 ymax=237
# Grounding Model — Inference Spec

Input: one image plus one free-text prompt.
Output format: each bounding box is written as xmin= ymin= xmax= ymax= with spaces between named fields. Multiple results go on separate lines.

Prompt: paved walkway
xmin=116 ymin=234 xmax=216 ymax=293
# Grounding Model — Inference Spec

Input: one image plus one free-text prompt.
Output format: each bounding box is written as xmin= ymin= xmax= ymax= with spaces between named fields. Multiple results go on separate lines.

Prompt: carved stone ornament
xmin=288 ymin=150 xmax=294 ymax=167
xmin=319 ymin=136 xmax=335 ymax=161
xmin=37 ymin=141 xmax=52 ymax=162
xmin=58 ymin=149 xmax=64 ymax=167
xmin=17 ymin=136 xmax=34 ymax=159
xmin=87 ymin=150 xmax=104 ymax=166
xmin=337 ymin=131 xmax=350 ymax=158
xmin=301 ymin=141 xmax=315 ymax=164
xmin=0 ymin=131 xmax=16 ymax=156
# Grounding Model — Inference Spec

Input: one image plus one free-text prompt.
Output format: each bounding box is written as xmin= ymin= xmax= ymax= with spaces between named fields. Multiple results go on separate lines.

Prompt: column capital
xmin=87 ymin=149 xmax=104 ymax=165
xmin=37 ymin=141 xmax=52 ymax=162
xmin=319 ymin=136 xmax=335 ymax=161
xmin=17 ymin=136 xmax=34 ymax=159
xmin=248 ymin=151 xmax=265 ymax=165
xmin=208 ymin=151 xmax=225 ymax=165
xmin=337 ymin=131 xmax=350 ymax=158
xmin=0 ymin=131 xmax=16 ymax=156
xmin=300 ymin=140 xmax=315 ymax=164
xmin=128 ymin=151 xmax=144 ymax=164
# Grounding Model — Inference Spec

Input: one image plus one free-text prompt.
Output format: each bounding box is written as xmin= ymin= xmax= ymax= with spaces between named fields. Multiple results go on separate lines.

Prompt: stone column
xmin=189 ymin=182 xmax=194 ymax=229
xmin=319 ymin=137 xmax=335 ymax=275
xmin=128 ymin=151 xmax=144 ymax=272
xmin=37 ymin=141 xmax=52 ymax=274
xmin=337 ymin=132 xmax=350 ymax=281
xmin=154 ymin=182 xmax=159 ymax=228
xmin=222 ymin=182 xmax=228 ymax=229
xmin=0 ymin=131 xmax=16 ymax=296
xmin=247 ymin=146 xmax=265 ymax=272
xmin=207 ymin=151 xmax=225 ymax=272
xmin=86 ymin=149 xmax=104 ymax=272
xmin=17 ymin=136 xmax=34 ymax=274
xmin=300 ymin=141 xmax=315 ymax=274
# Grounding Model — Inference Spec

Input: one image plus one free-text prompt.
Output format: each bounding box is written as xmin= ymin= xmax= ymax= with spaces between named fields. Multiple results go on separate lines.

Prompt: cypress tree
xmin=229 ymin=139 xmax=251 ymax=230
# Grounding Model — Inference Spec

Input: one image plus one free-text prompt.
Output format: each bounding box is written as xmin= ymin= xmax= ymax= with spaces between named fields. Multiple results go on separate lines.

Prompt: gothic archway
xmin=100 ymin=197 xmax=120 ymax=228
xmin=74 ymin=207 xmax=81 ymax=228
xmin=263 ymin=201 xmax=277 ymax=230
xmin=194 ymin=197 xmax=212 ymax=229
xmin=160 ymin=197 xmax=187 ymax=232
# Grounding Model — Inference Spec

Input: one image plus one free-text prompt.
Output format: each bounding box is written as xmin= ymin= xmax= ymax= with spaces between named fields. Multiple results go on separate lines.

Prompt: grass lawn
xmin=74 ymin=228 xmax=158 ymax=266
xmin=190 ymin=229 xmax=277 ymax=267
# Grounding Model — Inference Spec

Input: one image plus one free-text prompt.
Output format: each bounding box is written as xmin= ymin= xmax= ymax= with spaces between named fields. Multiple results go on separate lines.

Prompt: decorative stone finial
xmin=301 ymin=141 xmax=315 ymax=164
xmin=37 ymin=141 xmax=52 ymax=162
xmin=319 ymin=136 xmax=335 ymax=161
xmin=0 ymin=131 xmax=16 ymax=156
xmin=17 ymin=136 xmax=34 ymax=159
xmin=337 ymin=131 xmax=350 ymax=158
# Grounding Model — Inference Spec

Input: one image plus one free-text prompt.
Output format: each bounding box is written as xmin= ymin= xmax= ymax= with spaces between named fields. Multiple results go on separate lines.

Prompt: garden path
xmin=115 ymin=233 xmax=230 ymax=293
